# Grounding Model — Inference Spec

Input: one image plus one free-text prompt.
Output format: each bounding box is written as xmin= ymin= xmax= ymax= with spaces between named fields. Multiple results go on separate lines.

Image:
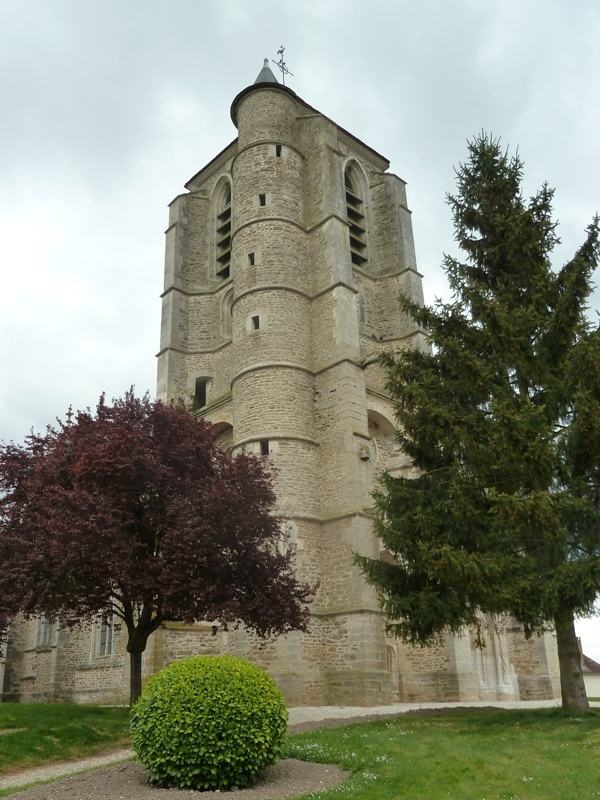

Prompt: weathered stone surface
xmin=2 ymin=75 xmax=560 ymax=706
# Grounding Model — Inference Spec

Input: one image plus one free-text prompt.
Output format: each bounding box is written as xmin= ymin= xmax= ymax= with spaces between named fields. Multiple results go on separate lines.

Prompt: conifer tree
xmin=357 ymin=134 xmax=600 ymax=711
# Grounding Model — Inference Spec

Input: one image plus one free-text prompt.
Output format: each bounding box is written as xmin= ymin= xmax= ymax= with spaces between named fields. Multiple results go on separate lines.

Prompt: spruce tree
xmin=357 ymin=134 xmax=600 ymax=711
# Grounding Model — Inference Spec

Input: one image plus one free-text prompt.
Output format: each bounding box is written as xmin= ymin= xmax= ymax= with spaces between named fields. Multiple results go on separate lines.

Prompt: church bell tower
xmin=0 ymin=61 xmax=561 ymax=708
xmin=158 ymin=61 xmax=440 ymax=704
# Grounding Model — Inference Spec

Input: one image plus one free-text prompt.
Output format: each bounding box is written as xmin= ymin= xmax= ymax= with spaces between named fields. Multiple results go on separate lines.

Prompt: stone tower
xmin=156 ymin=62 xmax=560 ymax=705
xmin=157 ymin=60 xmax=424 ymax=705
xmin=0 ymin=62 xmax=561 ymax=706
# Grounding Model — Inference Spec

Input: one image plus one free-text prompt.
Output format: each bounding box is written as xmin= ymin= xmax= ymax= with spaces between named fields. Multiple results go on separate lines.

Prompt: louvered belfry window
xmin=215 ymin=182 xmax=232 ymax=280
xmin=345 ymin=167 xmax=368 ymax=266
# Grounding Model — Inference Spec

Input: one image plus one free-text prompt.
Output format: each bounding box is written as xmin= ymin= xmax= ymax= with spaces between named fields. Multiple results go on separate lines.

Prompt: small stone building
xmin=1 ymin=62 xmax=560 ymax=705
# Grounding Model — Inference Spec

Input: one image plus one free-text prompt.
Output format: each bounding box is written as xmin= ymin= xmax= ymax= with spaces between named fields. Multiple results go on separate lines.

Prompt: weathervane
xmin=272 ymin=46 xmax=293 ymax=86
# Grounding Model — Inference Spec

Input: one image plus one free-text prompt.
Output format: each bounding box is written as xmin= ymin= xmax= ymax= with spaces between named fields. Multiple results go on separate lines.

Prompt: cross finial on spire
xmin=272 ymin=46 xmax=293 ymax=86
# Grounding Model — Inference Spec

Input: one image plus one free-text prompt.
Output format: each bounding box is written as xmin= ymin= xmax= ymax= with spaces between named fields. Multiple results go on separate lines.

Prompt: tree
xmin=357 ymin=134 xmax=600 ymax=711
xmin=0 ymin=391 xmax=313 ymax=705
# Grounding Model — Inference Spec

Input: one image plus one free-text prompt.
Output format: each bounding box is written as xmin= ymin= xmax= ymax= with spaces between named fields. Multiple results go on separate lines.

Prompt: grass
xmin=286 ymin=708 xmax=600 ymax=800
xmin=1 ymin=705 xmax=599 ymax=799
xmin=0 ymin=703 xmax=130 ymax=776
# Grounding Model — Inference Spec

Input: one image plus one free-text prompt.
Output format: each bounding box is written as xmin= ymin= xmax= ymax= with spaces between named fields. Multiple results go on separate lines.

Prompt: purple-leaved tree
xmin=0 ymin=391 xmax=313 ymax=704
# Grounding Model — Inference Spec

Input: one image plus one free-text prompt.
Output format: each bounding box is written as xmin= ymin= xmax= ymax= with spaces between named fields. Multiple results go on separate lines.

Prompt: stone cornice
xmin=155 ymin=340 xmax=232 ymax=358
xmin=310 ymin=606 xmax=384 ymax=618
xmin=231 ymin=361 xmax=312 ymax=385
xmin=192 ymin=391 xmax=232 ymax=416
xmin=233 ymin=434 xmax=319 ymax=449
xmin=276 ymin=510 xmax=372 ymax=524
xmin=232 ymin=138 xmax=305 ymax=168
xmin=231 ymin=215 xmax=305 ymax=243
xmin=183 ymin=139 xmax=237 ymax=190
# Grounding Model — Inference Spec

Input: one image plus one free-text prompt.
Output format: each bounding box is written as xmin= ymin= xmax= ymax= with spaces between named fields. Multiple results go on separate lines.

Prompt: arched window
xmin=36 ymin=616 xmax=55 ymax=647
xmin=212 ymin=422 xmax=233 ymax=453
xmin=344 ymin=163 xmax=368 ymax=267
xmin=213 ymin=178 xmax=232 ymax=280
xmin=368 ymin=410 xmax=396 ymax=470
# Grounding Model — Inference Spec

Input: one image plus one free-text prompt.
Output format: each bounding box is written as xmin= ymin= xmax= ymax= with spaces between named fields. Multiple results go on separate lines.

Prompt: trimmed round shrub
xmin=130 ymin=655 xmax=288 ymax=790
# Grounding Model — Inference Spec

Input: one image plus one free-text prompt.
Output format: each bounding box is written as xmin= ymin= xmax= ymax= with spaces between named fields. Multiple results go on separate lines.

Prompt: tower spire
xmin=254 ymin=58 xmax=278 ymax=84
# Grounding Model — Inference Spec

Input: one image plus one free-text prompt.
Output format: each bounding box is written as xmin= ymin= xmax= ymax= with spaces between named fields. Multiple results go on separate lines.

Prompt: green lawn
xmin=1 ymin=705 xmax=599 ymax=799
xmin=286 ymin=708 xmax=600 ymax=800
xmin=0 ymin=703 xmax=130 ymax=775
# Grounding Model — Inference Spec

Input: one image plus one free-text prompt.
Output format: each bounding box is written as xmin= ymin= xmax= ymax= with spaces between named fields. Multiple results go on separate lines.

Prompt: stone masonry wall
xmin=3 ymin=75 xmax=560 ymax=707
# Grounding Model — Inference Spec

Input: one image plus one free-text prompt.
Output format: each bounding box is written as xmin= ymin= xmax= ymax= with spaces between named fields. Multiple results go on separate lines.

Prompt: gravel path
xmin=0 ymin=700 xmax=569 ymax=798
xmin=1 ymin=758 xmax=347 ymax=800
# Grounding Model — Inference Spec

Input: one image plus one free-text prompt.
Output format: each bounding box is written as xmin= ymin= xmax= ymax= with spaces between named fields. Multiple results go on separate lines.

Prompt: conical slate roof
xmin=254 ymin=58 xmax=278 ymax=84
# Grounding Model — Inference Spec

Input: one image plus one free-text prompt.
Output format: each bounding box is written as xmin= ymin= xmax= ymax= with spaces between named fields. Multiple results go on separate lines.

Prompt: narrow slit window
xmin=275 ymin=144 xmax=282 ymax=157
xmin=260 ymin=439 xmax=270 ymax=456
xmin=248 ymin=252 xmax=255 ymax=266
xmin=259 ymin=193 xmax=266 ymax=206
xmin=252 ymin=315 xmax=260 ymax=330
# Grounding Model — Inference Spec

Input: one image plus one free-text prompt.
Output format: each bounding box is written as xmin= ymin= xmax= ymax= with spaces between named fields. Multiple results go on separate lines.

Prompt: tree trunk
xmin=124 ymin=608 xmax=163 ymax=707
xmin=554 ymin=611 xmax=589 ymax=711
xmin=129 ymin=649 xmax=143 ymax=707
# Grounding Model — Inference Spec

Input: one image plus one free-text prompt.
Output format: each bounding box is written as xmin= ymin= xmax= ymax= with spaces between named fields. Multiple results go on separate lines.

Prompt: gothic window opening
xmin=215 ymin=180 xmax=232 ymax=280
xmin=260 ymin=439 xmax=270 ymax=455
xmin=259 ymin=193 xmax=266 ymax=206
xmin=36 ymin=616 xmax=55 ymax=647
xmin=345 ymin=165 xmax=368 ymax=266
xmin=213 ymin=422 xmax=233 ymax=453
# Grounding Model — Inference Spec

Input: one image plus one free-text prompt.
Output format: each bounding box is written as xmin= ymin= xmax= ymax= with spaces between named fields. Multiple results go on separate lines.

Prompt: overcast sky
xmin=1 ymin=0 xmax=599 ymax=660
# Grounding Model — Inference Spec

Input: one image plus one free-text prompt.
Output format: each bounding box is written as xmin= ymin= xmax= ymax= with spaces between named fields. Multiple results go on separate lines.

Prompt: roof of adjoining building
xmin=582 ymin=653 xmax=600 ymax=674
